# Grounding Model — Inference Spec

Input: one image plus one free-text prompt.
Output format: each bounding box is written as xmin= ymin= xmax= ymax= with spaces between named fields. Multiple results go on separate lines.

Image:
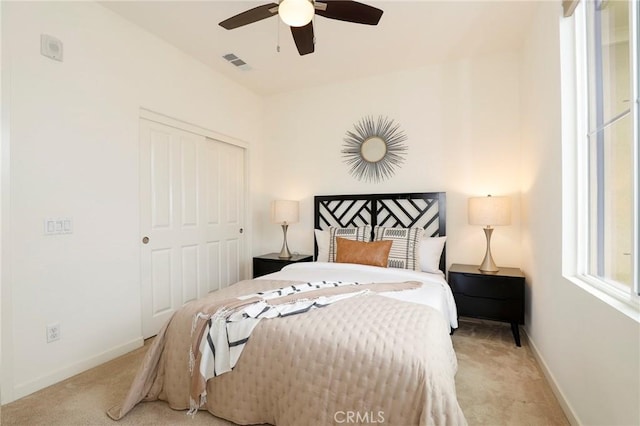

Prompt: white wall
xmin=520 ymin=3 xmax=639 ymax=425
xmin=258 ymin=51 xmax=523 ymax=268
xmin=1 ymin=1 xmax=263 ymax=403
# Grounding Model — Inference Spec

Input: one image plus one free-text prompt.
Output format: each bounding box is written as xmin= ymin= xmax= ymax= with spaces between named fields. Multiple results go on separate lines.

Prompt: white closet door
xmin=140 ymin=119 xmax=246 ymax=338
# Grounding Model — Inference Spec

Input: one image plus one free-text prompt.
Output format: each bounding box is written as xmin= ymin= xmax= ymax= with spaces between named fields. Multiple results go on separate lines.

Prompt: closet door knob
xmin=142 ymin=236 xmax=150 ymax=244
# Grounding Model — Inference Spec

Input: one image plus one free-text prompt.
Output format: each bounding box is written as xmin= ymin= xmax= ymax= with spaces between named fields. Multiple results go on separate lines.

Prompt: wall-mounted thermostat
xmin=40 ymin=34 xmax=63 ymax=62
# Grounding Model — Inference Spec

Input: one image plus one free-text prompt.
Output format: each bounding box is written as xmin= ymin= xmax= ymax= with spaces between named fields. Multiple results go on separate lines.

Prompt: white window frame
xmin=562 ymin=0 xmax=640 ymax=322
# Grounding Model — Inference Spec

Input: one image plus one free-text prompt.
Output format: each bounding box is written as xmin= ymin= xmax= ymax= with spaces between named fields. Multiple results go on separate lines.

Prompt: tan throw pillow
xmin=335 ymin=237 xmax=392 ymax=268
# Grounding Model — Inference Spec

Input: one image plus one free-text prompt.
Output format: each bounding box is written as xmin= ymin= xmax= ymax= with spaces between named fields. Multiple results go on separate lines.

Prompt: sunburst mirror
xmin=342 ymin=116 xmax=408 ymax=183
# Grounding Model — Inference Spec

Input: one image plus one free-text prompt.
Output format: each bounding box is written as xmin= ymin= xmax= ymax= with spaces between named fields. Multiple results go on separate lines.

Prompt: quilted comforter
xmin=108 ymin=278 xmax=467 ymax=425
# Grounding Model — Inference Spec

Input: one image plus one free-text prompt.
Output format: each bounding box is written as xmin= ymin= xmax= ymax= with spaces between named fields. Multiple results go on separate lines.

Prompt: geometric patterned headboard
xmin=314 ymin=192 xmax=446 ymax=272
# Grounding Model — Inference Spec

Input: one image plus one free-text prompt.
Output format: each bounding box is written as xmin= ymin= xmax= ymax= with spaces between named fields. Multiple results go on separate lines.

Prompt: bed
xmin=108 ymin=192 xmax=467 ymax=425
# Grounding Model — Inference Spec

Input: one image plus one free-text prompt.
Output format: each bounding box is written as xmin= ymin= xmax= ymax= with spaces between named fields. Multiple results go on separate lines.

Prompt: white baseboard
xmin=524 ymin=329 xmax=581 ymax=426
xmin=10 ymin=337 xmax=143 ymax=403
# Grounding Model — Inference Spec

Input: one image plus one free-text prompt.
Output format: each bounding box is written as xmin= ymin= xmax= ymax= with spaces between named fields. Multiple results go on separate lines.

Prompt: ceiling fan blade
xmin=316 ymin=1 xmax=383 ymax=25
xmin=290 ymin=22 xmax=315 ymax=56
xmin=219 ymin=3 xmax=279 ymax=30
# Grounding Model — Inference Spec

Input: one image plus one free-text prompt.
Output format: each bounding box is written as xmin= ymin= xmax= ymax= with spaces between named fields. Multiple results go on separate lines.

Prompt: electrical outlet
xmin=47 ymin=323 xmax=60 ymax=343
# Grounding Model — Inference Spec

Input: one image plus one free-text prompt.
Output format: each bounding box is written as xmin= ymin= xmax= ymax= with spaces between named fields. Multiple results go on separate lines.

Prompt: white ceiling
xmin=100 ymin=1 xmax=539 ymax=96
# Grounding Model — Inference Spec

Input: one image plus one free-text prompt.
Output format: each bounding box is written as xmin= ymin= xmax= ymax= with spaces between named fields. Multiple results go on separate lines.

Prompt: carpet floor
xmin=1 ymin=318 xmax=568 ymax=425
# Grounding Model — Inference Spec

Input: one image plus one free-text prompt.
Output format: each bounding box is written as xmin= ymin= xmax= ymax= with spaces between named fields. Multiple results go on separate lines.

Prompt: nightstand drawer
xmin=449 ymin=273 xmax=523 ymax=300
xmin=253 ymin=259 xmax=287 ymax=277
xmin=455 ymin=293 xmax=524 ymax=323
xmin=253 ymin=253 xmax=313 ymax=278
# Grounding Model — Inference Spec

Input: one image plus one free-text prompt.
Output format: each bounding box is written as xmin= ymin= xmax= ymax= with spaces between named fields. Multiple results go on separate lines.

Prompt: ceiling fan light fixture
xmin=278 ymin=0 xmax=314 ymax=27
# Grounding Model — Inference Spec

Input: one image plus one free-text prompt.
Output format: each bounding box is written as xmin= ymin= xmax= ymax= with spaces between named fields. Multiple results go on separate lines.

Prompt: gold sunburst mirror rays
xmin=342 ymin=116 xmax=408 ymax=183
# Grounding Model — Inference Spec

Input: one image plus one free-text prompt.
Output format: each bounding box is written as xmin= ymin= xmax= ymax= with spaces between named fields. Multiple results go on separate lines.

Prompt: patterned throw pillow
xmin=328 ymin=226 xmax=372 ymax=262
xmin=373 ymin=226 xmax=424 ymax=271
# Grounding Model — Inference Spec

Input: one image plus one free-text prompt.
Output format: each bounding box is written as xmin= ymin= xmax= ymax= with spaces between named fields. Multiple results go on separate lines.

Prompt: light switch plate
xmin=44 ymin=217 xmax=73 ymax=235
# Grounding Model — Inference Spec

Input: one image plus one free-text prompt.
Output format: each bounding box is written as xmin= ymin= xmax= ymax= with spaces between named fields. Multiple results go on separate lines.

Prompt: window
xmin=564 ymin=0 xmax=639 ymax=316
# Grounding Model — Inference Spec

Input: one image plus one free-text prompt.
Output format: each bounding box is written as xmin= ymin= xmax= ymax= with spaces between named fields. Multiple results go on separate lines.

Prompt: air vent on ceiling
xmin=222 ymin=53 xmax=251 ymax=71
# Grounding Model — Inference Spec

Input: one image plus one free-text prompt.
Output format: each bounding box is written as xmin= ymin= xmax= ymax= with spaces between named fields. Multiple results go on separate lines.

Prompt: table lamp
xmin=271 ymin=200 xmax=299 ymax=259
xmin=468 ymin=195 xmax=511 ymax=272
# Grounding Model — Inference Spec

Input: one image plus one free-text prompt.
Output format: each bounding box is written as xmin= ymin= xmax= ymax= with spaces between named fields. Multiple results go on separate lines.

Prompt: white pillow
xmin=314 ymin=229 xmax=330 ymax=262
xmin=419 ymin=236 xmax=447 ymax=273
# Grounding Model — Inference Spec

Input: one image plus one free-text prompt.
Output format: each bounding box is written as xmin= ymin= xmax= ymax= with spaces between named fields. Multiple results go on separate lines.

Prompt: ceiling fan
xmin=219 ymin=0 xmax=384 ymax=56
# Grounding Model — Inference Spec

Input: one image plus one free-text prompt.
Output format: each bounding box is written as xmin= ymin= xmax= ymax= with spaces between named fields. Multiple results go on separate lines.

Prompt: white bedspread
xmin=258 ymin=261 xmax=459 ymax=329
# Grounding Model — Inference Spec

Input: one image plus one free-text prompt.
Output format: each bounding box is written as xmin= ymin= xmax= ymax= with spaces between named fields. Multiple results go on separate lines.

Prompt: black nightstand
xmin=252 ymin=253 xmax=313 ymax=278
xmin=448 ymin=263 xmax=525 ymax=346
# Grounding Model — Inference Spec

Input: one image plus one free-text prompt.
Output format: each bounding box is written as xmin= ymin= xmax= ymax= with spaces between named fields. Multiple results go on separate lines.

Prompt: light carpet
xmin=1 ymin=318 xmax=568 ymax=425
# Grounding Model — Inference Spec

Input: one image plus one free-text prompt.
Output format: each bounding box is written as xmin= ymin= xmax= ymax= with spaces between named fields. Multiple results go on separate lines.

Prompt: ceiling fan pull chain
xmin=276 ymin=15 xmax=281 ymax=53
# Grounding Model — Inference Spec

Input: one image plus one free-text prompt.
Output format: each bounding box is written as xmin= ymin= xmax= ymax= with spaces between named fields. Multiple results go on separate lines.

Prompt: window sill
xmin=565 ymin=274 xmax=640 ymax=323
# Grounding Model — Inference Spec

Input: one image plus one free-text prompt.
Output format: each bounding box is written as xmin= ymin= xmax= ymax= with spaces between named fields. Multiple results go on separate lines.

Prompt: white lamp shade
xmin=279 ymin=0 xmax=314 ymax=27
xmin=271 ymin=200 xmax=299 ymax=224
xmin=468 ymin=196 xmax=511 ymax=226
